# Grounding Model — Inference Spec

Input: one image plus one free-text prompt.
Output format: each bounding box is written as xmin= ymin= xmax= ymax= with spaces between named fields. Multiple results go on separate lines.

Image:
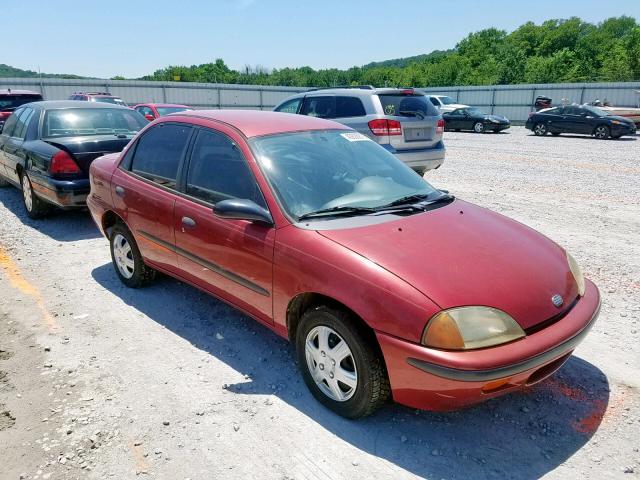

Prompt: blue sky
xmin=4 ymin=0 xmax=639 ymax=78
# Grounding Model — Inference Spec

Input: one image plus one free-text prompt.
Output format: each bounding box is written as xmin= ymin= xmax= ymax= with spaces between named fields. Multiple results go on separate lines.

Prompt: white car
xmin=428 ymin=95 xmax=469 ymax=112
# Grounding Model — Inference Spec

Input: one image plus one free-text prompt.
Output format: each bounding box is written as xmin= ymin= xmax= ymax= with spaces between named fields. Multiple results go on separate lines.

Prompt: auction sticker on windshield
xmin=341 ymin=132 xmax=371 ymax=142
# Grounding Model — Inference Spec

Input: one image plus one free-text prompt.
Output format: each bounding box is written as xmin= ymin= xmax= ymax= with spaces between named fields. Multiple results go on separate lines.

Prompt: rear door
xmin=0 ymin=108 xmax=23 ymax=182
xmin=112 ymin=122 xmax=193 ymax=272
xmin=173 ymin=126 xmax=275 ymax=323
xmin=376 ymin=92 xmax=442 ymax=151
xmin=2 ymin=107 xmax=35 ymax=183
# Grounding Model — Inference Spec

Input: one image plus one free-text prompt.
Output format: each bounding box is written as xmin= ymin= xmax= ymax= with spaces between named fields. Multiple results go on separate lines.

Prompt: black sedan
xmin=442 ymin=107 xmax=511 ymax=133
xmin=0 ymin=101 xmax=146 ymax=218
xmin=525 ymin=105 xmax=637 ymax=139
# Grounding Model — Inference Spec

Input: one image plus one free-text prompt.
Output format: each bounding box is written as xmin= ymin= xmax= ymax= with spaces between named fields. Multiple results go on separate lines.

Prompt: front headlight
xmin=489 ymin=118 xmax=500 ymax=123
xmin=422 ymin=306 xmax=525 ymax=350
xmin=566 ymin=251 xmax=586 ymax=296
xmin=610 ymin=120 xmax=623 ymax=125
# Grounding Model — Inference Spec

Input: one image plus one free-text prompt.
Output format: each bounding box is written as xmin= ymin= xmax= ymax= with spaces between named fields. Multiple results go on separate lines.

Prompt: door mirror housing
xmin=144 ymin=114 xmax=155 ymax=121
xmin=213 ymin=198 xmax=274 ymax=226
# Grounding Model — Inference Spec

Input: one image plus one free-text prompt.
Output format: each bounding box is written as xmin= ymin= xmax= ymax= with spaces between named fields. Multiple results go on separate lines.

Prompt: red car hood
xmin=318 ymin=200 xmax=579 ymax=330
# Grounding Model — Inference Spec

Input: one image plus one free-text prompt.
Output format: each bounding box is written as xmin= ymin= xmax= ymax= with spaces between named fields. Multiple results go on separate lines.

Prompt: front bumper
xmin=376 ymin=279 xmax=601 ymax=411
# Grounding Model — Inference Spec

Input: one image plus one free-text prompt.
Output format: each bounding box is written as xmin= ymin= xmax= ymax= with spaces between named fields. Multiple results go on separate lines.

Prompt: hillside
xmin=0 ymin=64 xmax=87 ymax=79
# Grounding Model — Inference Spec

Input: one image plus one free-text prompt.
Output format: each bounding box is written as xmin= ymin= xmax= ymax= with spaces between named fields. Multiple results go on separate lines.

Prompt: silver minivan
xmin=274 ymin=87 xmax=445 ymax=174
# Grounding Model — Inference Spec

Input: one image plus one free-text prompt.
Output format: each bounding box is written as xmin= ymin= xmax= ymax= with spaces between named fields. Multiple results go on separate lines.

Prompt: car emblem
xmin=551 ymin=294 xmax=564 ymax=308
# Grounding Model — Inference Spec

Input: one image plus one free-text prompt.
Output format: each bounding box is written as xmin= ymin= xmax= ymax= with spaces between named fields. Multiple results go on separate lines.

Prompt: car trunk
xmin=44 ymin=135 xmax=132 ymax=175
xmin=377 ymin=93 xmax=442 ymax=151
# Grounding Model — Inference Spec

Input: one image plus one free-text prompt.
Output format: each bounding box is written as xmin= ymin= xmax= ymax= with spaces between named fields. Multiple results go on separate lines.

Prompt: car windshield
xmin=439 ymin=96 xmax=456 ymax=105
xmin=156 ymin=106 xmax=192 ymax=116
xmin=43 ymin=108 xmax=147 ymax=137
xmin=0 ymin=94 xmax=43 ymax=111
xmin=250 ymin=130 xmax=439 ymax=219
xmin=91 ymin=96 xmax=127 ymax=106
xmin=378 ymin=93 xmax=438 ymax=117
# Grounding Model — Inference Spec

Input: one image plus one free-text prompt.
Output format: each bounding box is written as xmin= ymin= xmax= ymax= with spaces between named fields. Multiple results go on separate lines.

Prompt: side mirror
xmin=213 ymin=198 xmax=273 ymax=226
xmin=144 ymin=114 xmax=155 ymax=121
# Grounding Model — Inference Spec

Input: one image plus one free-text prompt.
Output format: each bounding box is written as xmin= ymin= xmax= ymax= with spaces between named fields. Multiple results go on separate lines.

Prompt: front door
xmin=173 ymin=127 xmax=274 ymax=323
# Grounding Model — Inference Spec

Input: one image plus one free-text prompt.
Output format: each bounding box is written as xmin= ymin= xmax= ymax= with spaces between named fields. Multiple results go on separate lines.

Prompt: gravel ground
xmin=0 ymin=126 xmax=638 ymax=480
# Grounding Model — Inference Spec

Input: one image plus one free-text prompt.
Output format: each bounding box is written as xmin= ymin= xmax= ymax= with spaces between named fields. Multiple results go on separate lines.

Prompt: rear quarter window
xmin=335 ymin=97 xmax=366 ymax=117
xmin=378 ymin=94 xmax=439 ymax=117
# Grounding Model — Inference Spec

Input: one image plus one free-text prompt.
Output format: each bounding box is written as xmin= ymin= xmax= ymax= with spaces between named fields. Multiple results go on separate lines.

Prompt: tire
xmin=594 ymin=125 xmax=610 ymax=140
xmin=411 ymin=166 xmax=426 ymax=176
xmin=473 ymin=122 xmax=485 ymax=133
xmin=20 ymin=172 xmax=51 ymax=219
xmin=533 ymin=123 xmax=547 ymax=136
xmin=295 ymin=306 xmax=390 ymax=419
xmin=109 ymin=223 xmax=156 ymax=288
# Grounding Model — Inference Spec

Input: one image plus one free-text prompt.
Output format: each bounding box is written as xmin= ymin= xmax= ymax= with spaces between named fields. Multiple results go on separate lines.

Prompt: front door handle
xmin=114 ymin=185 xmax=125 ymax=197
xmin=182 ymin=216 xmax=197 ymax=229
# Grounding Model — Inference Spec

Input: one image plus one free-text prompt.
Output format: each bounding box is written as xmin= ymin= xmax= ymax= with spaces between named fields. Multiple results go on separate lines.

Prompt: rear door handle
xmin=181 ymin=216 xmax=197 ymax=229
xmin=114 ymin=185 xmax=125 ymax=197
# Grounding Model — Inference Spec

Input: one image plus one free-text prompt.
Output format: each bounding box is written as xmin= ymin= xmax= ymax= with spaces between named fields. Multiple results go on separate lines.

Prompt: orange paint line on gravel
xmin=127 ymin=438 xmax=150 ymax=475
xmin=544 ymin=376 xmax=630 ymax=436
xmin=0 ymin=247 xmax=59 ymax=333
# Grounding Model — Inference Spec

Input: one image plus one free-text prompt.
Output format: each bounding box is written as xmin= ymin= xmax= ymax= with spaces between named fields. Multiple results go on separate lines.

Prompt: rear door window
xmin=378 ymin=94 xmax=439 ymax=117
xmin=275 ymin=98 xmax=302 ymax=114
xmin=129 ymin=123 xmax=192 ymax=189
xmin=13 ymin=108 xmax=35 ymax=139
xmin=0 ymin=108 xmax=23 ymax=137
xmin=185 ymin=128 xmax=266 ymax=207
xmin=300 ymin=96 xmax=335 ymax=119
xmin=335 ymin=97 xmax=366 ymax=117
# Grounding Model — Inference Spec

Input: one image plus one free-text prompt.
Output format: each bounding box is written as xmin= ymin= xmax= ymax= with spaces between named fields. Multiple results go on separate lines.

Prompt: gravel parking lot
xmin=0 ymin=126 xmax=638 ymax=480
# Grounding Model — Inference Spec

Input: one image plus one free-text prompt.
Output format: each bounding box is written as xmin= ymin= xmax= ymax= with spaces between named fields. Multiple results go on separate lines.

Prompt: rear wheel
xmin=411 ymin=166 xmax=426 ymax=176
xmin=21 ymin=173 xmax=50 ymax=219
xmin=109 ymin=223 xmax=156 ymax=288
xmin=296 ymin=306 xmax=390 ymax=419
xmin=594 ymin=125 xmax=610 ymax=140
xmin=533 ymin=123 xmax=547 ymax=136
xmin=473 ymin=122 xmax=485 ymax=133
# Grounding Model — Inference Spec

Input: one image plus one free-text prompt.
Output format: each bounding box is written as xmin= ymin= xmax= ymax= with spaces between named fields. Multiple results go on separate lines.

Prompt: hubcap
xmin=535 ymin=124 xmax=546 ymax=135
xmin=475 ymin=123 xmax=484 ymax=133
xmin=112 ymin=234 xmax=135 ymax=279
xmin=305 ymin=326 xmax=357 ymax=402
xmin=595 ymin=127 xmax=607 ymax=139
xmin=22 ymin=175 xmax=33 ymax=212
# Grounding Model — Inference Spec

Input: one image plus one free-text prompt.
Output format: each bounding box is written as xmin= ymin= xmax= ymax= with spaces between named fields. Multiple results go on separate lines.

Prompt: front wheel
xmin=109 ymin=223 xmax=156 ymax=288
xmin=473 ymin=122 xmax=485 ymax=133
xmin=594 ymin=125 xmax=610 ymax=140
xmin=296 ymin=306 xmax=390 ymax=419
xmin=533 ymin=123 xmax=548 ymax=136
xmin=21 ymin=173 xmax=51 ymax=219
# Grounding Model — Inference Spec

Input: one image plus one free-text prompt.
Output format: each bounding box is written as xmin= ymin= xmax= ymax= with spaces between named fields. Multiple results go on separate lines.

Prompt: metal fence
xmin=419 ymin=82 xmax=640 ymax=123
xmin=2 ymin=77 xmax=640 ymax=122
xmin=0 ymin=77 xmax=307 ymax=110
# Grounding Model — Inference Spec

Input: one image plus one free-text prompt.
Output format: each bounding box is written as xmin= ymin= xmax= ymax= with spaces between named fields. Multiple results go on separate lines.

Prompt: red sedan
xmin=87 ymin=110 xmax=600 ymax=418
xmin=133 ymin=103 xmax=193 ymax=121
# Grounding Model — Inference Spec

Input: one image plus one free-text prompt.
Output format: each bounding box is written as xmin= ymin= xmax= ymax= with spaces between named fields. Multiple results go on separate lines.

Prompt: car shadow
xmin=0 ymin=186 xmax=100 ymax=242
xmin=91 ymin=262 xmax=609 ymax=480
xmin=526 ymin=133 xmax=637 ymax=141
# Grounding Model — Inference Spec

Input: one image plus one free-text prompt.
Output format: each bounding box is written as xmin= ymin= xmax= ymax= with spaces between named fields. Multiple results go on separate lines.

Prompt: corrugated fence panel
xmin=2 ymin=78 xmax=639 ymax=121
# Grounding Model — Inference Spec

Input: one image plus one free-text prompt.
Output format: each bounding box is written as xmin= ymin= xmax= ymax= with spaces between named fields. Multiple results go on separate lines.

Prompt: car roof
xmin=25 ymin=100 xmax=132 ymax=110
xmin=0 ymin=89 xmax=42 ymax=96
xmin=174 ymin=110 xmax=350 ymax=138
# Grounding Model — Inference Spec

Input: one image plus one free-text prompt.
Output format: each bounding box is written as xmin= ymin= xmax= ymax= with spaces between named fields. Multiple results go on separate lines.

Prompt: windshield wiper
xmin=379 ymin=193 xmax=455 ymax=209
xmin=399 ymin=110 xmax=425 ymax=119
xmin=297 ymin=205 xmax=377 ymax=221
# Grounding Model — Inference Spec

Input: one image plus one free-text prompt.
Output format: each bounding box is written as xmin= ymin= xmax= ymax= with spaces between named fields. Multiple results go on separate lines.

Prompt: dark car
xmin=525 ymin=105 xmax=637 ymax=139
xmin=442 ymin=107 xmax=510 ymax=133
xmin=69 ymin=91 xmax=128 ymax=107
xmin=0 ymin=101 xmax=146 ymax=218
xmin=0 ymin=89 xmax=43 ymax=130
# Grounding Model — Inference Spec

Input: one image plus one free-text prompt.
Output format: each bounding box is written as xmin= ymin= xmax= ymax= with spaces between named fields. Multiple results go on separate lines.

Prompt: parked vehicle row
xmin=0 ymin=96 xmax=603 ymax=419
